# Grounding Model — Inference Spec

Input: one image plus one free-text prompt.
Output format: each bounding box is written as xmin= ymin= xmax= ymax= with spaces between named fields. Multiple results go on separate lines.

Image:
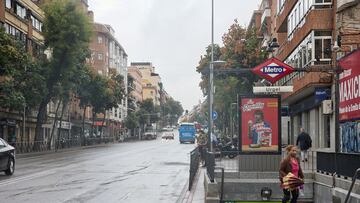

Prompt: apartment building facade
xmin=128 ymin=66 xmax=143 ymax=111
xmin=276 ymin=0 xmax=336 ymax=152
xmin=130 ymin=62 xmax=161 ymax=106
xmin=0 ymin=0 xmax=44 ymax=144
xmin=85 ymin=17 xmax=128 ymax=137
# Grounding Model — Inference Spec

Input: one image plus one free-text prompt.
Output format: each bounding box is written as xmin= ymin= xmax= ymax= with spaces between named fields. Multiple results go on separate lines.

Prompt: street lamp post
xmin=208 ymin=0 xmax=226 ymax=152
xmin=230 ymin=103 xmax=237 ymax=138
xmin=208 ymin=0 xmax=215 ymax=152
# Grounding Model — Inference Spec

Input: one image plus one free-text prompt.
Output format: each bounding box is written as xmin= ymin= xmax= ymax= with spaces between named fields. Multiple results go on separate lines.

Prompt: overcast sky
xmin=88 ymin=0 xmax=261 ymax=111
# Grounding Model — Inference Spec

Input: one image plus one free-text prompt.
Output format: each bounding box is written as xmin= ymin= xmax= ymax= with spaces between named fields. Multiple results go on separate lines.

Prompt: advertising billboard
xmin=338 ymin=49 xmax=360 ymax=121
xmin=337 ymin=49 xmax=360 ymax=154
xmin=340 ymin=121 xmax=360 ymax=153
xmin=239 ymin=95 xmax=281 ymax=153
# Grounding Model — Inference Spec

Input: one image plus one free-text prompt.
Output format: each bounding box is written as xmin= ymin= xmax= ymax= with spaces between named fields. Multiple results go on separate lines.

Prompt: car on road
xmin=162 ymin=132 xmax=174 ymax=140
xmin=0 ymin=138 xmax=15 ymax=176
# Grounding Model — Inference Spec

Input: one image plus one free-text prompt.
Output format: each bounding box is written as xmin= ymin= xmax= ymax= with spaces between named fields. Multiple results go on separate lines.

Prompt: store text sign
xmin=338 ymin=49 xmax=360 ymax=121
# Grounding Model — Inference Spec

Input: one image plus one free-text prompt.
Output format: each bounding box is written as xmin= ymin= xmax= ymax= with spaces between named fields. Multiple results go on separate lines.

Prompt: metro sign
xmin=251 ymin=57 xmax=295 ymax=84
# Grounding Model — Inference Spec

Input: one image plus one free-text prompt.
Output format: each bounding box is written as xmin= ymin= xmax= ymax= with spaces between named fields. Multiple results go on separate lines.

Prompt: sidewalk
xmin=16 ymin=143 xmax=112 ymax=159
xmin=180 ymin=167 xmax=206 ymax=203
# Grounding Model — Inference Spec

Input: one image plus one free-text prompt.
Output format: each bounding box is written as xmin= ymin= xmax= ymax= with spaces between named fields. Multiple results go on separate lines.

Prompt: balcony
xmin=260 ymin=8 xmax=271 ymax=33
xmin=261 ymin=8 xmax=271 ymax=25
xmin=282 ymin=68 xmax=333 ymax=103
xmin=276 ymin=8 xmax=333 ymax=61
xmin=276 ymin=0 xmax=298 ymax=33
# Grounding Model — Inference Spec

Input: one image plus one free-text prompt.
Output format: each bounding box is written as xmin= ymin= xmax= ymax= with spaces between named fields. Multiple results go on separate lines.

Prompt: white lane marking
xmin=0 ymin=169 xmax=57 ymax=187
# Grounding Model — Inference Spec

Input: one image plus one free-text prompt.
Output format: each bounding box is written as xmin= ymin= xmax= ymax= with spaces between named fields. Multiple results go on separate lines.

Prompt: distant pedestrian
xmin=279 ymin=145 xmax=304 ymax=203
xmin=196 ymin=130 xmax=208 ymax=166
xmin=296 ymin=128 xmax=312 ymax=162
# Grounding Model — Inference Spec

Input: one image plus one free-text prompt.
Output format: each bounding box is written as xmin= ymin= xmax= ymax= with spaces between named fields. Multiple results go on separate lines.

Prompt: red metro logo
xmin=251 ymin=58 xmax=295 ymax=84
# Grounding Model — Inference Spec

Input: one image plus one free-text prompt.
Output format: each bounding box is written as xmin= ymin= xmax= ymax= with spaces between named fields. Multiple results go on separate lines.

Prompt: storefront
xmin=317 ymin=49 xmax=360 ymax=178
xmin=287 ymin=87 xmax=333 ymax=149
xmin=0 ymin=118 xmax=17 ymax=145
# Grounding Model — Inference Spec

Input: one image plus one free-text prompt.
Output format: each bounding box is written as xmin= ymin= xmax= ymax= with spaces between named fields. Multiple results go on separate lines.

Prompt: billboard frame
xmin=238 ymin=94 xmax=282 ymax=154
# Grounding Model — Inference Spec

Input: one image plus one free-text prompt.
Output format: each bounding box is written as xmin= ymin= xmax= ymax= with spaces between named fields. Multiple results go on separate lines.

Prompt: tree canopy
xmin=196 ymin=20 xmax=268 ymax=135
xmin=35 ymin=0 xmax=93 ymax=141
xmin=0 ymin=28 xmax=46 ymax=112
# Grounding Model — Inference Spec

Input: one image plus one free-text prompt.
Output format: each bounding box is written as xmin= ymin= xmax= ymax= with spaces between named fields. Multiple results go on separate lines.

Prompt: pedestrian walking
xmin=279 ymin=145 xmax=304 ymax=203
xmin=196 ymin=130 xmax=208 ymax=166
xmin=296 ymin=127 xmax=312 ymax=162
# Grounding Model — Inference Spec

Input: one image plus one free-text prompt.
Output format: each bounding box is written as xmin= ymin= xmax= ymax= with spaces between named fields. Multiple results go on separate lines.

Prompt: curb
xmin=177 ymin=167 xmax=203 ymax=203
xmin=16 ymin=142 xmax=113 ymax=159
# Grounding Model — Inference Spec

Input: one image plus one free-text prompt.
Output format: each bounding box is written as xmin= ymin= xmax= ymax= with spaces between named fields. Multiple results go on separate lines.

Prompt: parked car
xmin=162 ymin=132 xmax=174 ymax=140
xmin=0 ymin=138 xmax=15 ymax=176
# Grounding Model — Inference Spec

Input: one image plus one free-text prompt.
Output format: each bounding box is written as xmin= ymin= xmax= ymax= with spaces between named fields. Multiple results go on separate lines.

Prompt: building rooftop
xmin=131 ymin=62 xmax=152 ymax=66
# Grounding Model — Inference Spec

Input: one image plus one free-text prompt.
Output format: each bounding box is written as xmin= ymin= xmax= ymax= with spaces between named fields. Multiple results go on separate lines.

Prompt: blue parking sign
xmin=212 ymin=111 xmax=218 ymax=120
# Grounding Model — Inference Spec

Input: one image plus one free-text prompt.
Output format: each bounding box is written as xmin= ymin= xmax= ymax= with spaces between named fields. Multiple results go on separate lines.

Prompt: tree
xmin=161 ymin=97 xmax=183 ymax=126
xmin=196 ymin=44 xmax=222 ymax=93
xmin=196 ymin=19 xmax=268 ymax=136
xmin=34 ymin=0 xmax=92 ymax=143
xmin=75 ymin=66 xmax=93 ymax=145
xmin=124 ymin=112 xmax=138 ymax=136
xmin=0 ymin=28 xmax=46 ymax=112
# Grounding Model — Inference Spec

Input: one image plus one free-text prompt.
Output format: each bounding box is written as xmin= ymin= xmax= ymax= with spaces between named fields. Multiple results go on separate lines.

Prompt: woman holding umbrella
xmin=279 ymin=145 xmax=304 ymax=203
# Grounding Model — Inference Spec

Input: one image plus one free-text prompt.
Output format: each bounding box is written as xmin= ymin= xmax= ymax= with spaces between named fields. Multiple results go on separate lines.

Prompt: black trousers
xmin=282 ymin=189 xmax=299 ymax=203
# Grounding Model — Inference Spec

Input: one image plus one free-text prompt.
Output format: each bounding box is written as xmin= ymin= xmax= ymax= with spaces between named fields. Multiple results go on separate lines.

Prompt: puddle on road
xmin=161 ymin=162 xmax=188 ymax=166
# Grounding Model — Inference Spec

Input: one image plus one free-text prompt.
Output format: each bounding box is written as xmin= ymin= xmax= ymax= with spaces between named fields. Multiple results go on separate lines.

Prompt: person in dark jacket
xmin=279 ymin=145 xmax=304 ymax=203
xmin=296 ymin=127 xmax=312 ymax=162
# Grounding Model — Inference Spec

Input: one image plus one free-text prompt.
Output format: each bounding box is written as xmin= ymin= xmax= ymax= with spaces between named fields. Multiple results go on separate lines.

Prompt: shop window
xmin=323 ymin=115 xmax=330 ymax=148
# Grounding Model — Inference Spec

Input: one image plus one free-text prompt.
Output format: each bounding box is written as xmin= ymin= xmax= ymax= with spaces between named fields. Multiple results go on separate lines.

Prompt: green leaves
xmin=0 ymin=28 xmax=46 ymax=112
xmin=196 ymin=20 xmax=268 ymax=134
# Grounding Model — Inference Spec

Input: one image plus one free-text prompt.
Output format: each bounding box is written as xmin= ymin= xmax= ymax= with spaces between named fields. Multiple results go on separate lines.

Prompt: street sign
xmin=212 ymin=111 xmax=218 ymax=120
xmin=253 ymin=86 xmax=293 ymax=94
xmin=251 ymin=57 xmax=294 ymax=84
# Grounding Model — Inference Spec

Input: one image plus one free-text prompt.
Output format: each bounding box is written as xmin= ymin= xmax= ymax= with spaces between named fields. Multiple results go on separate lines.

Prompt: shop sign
xmin=253 ymin=86 xmax=293 ymax=94
xmin=315 ymin=87 xmax=331 ymax=102
xmin=56 ymin=121 xmax=71 ymax=129
xmin=94 ymin=121 xmax=106 ymax=126
xmin=338 ymin=49 xmax=360 ymax=121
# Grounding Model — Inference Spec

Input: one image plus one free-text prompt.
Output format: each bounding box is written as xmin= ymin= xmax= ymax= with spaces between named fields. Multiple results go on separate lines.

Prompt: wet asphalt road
xmin=0 ymin=131 xmax=195 ymax=203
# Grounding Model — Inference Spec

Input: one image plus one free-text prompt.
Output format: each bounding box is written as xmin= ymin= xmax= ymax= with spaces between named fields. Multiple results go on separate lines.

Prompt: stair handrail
xmin=344 ymin=168 xmax=360 ymax=203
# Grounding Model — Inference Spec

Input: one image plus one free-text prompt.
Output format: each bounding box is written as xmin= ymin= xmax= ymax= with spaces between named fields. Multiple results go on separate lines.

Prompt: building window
xmin=31 ymin=15 xmax=43 ymax=32
xmin=97 ymin=36 xmax=102 ymax=44
xmin=323 ymin=115 xmax=331 ymax=148
xmin=5 ymin=0 xmax=11 ymax=9
xmin=15 ymin=3 xmax=26 ymax=19
xmin=98 ymin=53 xmax=103 ymax=60
xmin=4 ymin=23 xmax=10 ymax=34
xmin=315 ymin=0 xmax=331 ymax=3
xmin=278 ymin=0 xmax=286 ymax=14
xmin=314 ymin=37 xmax=331 ymax=63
